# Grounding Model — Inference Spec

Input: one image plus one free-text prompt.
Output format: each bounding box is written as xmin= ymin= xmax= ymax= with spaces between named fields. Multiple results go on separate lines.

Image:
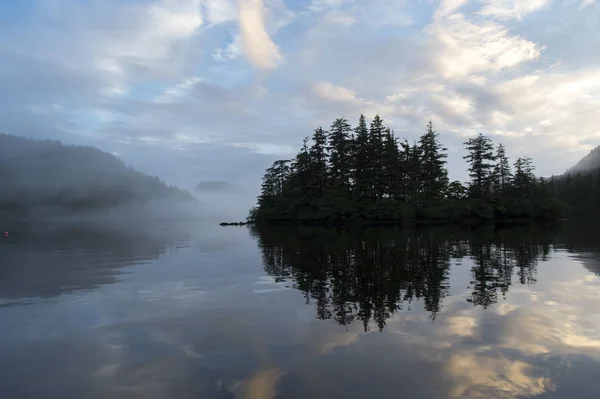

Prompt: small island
xmin=248 ymin=115 xmax=569 ymax=225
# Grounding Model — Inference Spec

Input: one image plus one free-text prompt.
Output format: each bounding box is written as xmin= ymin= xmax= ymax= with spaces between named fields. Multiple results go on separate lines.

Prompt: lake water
xmin=1 ymin=221 xmax=600 ymax=398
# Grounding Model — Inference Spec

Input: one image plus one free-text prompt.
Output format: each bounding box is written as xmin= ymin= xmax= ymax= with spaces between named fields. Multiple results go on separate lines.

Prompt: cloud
xmin=155 ymin=76 xmax=203 ymax=103
xmin=234 ymin=368 xmax=285 ymax=399
xmin=239 ymin=0 xmax=284 ymax=70
xmin=1 ymin=0 xmax=600 ymax=204
xmin=580 ymin=0 xmax=597 ymax=8
xmin=435 ymin=0 xmax=469 ymax=19
xmin=478 ymin=0 xmax=552 ymax=20
xmin=306 ymin=0 xmax=351 ymax=13
xmin=312 ymin=81 xmax=359 ymax=103
xmin=428 ymin=13 xmax=542 ymax=79
xmin=446 ymin=353 xmax=554 ymax=398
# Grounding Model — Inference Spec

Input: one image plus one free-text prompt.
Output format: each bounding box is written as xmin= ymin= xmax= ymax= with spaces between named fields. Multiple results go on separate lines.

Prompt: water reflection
xmin=0 ymin=220 xmax=194 ymax=302
xmin=253 ymin=225 xmax=560 ymax=330
xmin=1 ymin=223 xmax=599 ymax=398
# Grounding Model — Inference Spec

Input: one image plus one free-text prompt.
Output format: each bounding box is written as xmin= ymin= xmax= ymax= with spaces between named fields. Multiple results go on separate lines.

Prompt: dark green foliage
xmin=353 ymin=115 xmax=370 ymax=201
xmin=493 ymin=143 xmax=512 ymax=194
xmin=0 ymin=134 xmax=196 ymax=217
xmin=549 ymin=166 xmax=600 ymax=219
xmin=327 ymin=117 xmax=353 ymax=192
xmin=251 ymin=115 xmax=567 ymax=224
xmin=418 ymin=121 xmax=448 ymax=201
xmin=464 ymin=133 xmax=496 ymax=199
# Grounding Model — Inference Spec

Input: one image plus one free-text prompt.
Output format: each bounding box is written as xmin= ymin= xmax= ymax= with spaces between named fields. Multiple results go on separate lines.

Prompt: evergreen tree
xmin=327 ymin=118 xmax=353 ymax=191
xmin=353 ymin=115 xmax=370 ymax=201
xmin=399 ymin=140 xmax=423 ymax=205
xmin=418 ymin=121 xmax=448 ymax=200
xmin=448 ymin=181 xmax=468 ymax=200
xmin=257 ymin=160 xmax=290 ymax=215
xmin=288 ymin=138 xmax=312 ymax=209
xmin=513 ymin=157 xmax=536 ymax=199
xmin=464 ymin=133 xmax=496 ymax=199
xmin=493 ymin=143 xmax=512 ymax=194
xmin=382 ymin=128 xmax=401 ymax=199
xmin=309 ymin=127 xmax=328 ymax=196
xmin=369 ymin=115 xmax=386 ymax=200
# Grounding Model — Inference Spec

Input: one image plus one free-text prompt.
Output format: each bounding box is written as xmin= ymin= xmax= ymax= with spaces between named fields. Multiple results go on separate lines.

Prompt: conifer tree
xmin=493 ymin=143 xmax=512 ymax=194
xmin=353 ymin=114 xmax=370 ymax=201
xmin=369 ymin=115 xmax=386 ymax=200
xmin=309 ymin=127 xmax=328 ymax=196
xmin=327 ymin=118 xmax=353 ymax=191
xmin=513 ymin=157 xmax=535 ymax=199
xmin=464 ymin=133 xmax=496 ymax=199
xmin=418 ymin=121 xmax=448 ymax=200
xmin=383 ymin=128 xmax=400 ymax=199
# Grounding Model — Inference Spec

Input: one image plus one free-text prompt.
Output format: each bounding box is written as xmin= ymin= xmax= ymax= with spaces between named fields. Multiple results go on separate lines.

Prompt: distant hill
xmin=0 ymin=134 xmax=197 ymax=218
xmin=194 ymin=181 xmax=239 ymax=194
xmin=566 ymin=145 xmax=600 ymax=175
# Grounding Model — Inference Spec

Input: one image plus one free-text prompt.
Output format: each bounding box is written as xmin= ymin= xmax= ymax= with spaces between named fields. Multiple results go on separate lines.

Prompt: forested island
xmin=249 ymin=115 xmax=584 ymax=225
xmin=0 ymin=134 xmax=197 ymax=219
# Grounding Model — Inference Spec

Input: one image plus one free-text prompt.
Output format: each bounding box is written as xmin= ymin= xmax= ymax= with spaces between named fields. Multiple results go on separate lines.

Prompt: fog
xmin=0 ymin=133 xmax=255 ymax=226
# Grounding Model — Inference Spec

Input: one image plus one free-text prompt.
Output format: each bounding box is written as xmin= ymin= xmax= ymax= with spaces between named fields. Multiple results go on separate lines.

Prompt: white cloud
xmin=239 ymin=0 xmax=284 ymax=70
xmin=155 ymin=76 xmax=203 ymax=103
xmin=92 ymin=0 xmax=205 ymax=77
xmin=428 ymin=13 xmax=542 ymax=79
xmin=202 ymin=0 xmax=238 ymax=25
xmin=306 ymin=0 xmax=351 ymax=13
xmin=580 ymin=0 xmax=596 ymax=8
xmin=435 ymin=0 xmax=470 ymax=19
xmin=478 ymin=0 xmax=552 ymax=20
xmin=491 ymin=69 xmax=600 ymax=147
xmin=446 ymin=353 xmax=554 ymax=398
xmin=322 ymin=10 xmax=356 ymax=24
xmin=312 ymin=81 xmax=359 ymax=103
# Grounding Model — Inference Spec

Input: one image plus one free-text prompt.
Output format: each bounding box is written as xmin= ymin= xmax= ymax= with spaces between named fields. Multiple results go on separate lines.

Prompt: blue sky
xmin=1 ymin=0 xmax=600 ymax=213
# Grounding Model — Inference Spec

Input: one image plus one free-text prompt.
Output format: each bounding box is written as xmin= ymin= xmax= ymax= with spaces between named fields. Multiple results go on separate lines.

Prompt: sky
xmin=1 ymin=0 xmax=600 ymax=203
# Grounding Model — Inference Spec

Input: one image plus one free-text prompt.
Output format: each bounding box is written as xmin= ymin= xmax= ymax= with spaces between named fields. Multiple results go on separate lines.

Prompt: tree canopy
xmin=250 ymin=115 xmax=567 ymax=224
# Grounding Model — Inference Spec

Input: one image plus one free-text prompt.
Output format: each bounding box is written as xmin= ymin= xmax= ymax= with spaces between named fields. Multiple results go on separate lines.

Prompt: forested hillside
xmin=566 ymin=146 xmax=600 ymax=174
xmin=250 ymin=115 xmax=566 ymax=224
xmin=0 ymin=134 xmax=196 ymax=217
xmin=550 ymin=148 xmax=600 ymax=218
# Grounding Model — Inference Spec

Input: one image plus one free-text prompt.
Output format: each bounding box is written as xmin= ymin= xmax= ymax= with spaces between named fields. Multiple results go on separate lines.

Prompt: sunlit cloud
xmin=239 ymin=0 xmax=284 ymax=70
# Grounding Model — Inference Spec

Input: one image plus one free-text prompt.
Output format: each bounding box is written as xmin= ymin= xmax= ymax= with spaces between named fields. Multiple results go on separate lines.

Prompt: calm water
xmin=1 ymin=221 xmax=600 ymax=399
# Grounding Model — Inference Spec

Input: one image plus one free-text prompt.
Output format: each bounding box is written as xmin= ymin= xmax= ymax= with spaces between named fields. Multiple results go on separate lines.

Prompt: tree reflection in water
xmin=253 ymin=224 xmax=559 ymax=331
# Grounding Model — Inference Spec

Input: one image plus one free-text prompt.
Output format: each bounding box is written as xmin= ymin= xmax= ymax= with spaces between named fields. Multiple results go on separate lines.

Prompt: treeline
xmin=550 ymin=167 xmax=600 ymax=219
xmin=250 ymin=115 xmax=566 ymax=224
xmin=0 ymin=134 xmax=197 ymax=217
xmin=253 ymin=225 xmax=553 ymax=331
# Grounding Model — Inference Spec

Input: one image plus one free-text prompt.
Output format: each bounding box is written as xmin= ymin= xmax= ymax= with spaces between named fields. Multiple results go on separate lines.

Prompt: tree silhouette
xmin=253 ymin=225 xmax=559 ymax=330
xmin=249 ymin=115 xmax=566 ymax=224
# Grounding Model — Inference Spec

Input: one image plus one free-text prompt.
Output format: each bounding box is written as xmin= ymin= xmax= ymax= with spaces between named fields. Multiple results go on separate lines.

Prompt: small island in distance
xmin=194 ymin=181 xmax=240 ymax=194
xmin=247 ymin=114 xmax=600 ymax=225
